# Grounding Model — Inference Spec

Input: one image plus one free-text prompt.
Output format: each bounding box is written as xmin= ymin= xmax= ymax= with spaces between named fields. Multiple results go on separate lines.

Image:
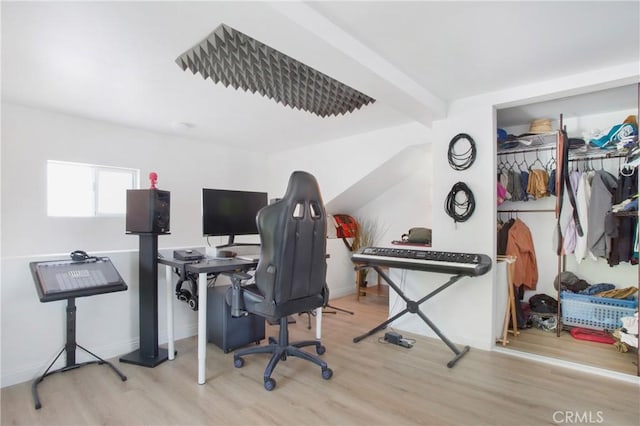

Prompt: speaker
xmin=126 ymin=189 xmax=170 ymax=234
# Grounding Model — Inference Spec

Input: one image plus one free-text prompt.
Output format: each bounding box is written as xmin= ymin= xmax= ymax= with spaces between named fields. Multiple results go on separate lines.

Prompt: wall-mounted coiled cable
xmin=444 ymin=182 xmax=475 ymax=223
xmin=447 ymin=133 xmax=476 ymax=171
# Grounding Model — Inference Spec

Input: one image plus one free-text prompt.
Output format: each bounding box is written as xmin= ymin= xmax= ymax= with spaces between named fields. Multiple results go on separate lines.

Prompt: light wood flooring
xmin=500 ymin=326 xmax=639 ymax=376
xmin=2 ymin=293 xmax=639 ymax=426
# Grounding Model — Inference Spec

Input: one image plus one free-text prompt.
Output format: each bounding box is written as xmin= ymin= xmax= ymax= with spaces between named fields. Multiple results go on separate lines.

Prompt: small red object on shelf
xmin=149 ymin=172 xmax=158 ymax=189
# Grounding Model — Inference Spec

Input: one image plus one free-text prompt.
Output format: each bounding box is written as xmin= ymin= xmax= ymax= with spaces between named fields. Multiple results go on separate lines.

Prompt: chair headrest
xmin=282 ymin=171 xmax=323 ymax=202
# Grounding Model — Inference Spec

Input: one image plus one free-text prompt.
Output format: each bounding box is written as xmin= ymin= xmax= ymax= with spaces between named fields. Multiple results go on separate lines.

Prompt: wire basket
xmin=560 ymin=291 xmax=637 ymax=331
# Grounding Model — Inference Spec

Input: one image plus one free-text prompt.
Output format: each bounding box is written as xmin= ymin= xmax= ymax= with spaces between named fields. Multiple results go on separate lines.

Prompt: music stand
xmin=30 ymin=257 xmax=128 ymax=409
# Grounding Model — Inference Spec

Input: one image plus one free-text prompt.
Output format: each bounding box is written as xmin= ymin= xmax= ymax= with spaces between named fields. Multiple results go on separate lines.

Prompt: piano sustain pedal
xmin=384 ymin=331 xmax=413 ymax=348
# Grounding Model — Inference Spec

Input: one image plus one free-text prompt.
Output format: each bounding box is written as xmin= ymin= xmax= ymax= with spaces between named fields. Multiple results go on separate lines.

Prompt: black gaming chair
xmin=227 ymin=171 xmax=333 ymax=391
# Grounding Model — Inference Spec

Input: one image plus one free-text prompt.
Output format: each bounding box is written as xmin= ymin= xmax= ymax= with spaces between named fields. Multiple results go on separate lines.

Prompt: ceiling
xmin=2 ymin=1 xmax=638 ymax=152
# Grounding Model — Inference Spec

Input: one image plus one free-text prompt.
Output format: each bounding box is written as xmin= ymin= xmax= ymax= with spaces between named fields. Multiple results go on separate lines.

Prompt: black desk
xmin=158 ymin=255 xmax=258 ymax=384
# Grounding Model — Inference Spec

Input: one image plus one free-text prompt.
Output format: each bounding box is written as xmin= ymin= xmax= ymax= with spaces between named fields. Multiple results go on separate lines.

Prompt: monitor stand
xmin=216 ymin=235 xmax=260 ymax=250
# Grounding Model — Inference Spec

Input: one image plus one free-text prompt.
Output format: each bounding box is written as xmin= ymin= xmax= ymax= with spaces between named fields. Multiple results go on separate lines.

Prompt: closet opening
xmin=494 ymin=84 xmax=639 ymax=378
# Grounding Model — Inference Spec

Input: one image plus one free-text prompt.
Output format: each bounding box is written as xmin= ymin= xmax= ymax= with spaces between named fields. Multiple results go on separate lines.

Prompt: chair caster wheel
xmin=264 ymin=378 xmax=276 ymax=391
xmin=322 ymin=368 xmax=333 ymax=380
xmin=316 ymin=345 xmax=326 ymax=355
xmin=234 ymin=357 xmax=244 ymax=368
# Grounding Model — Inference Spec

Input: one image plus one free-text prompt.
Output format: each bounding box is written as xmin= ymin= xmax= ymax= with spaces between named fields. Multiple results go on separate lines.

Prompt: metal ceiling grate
xmin=175 ymin=24 xmax=375 ymax=118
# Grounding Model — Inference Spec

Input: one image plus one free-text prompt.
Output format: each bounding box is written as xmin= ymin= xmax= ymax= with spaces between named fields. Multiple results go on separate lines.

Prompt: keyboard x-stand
xmin=351 ymin=247 xmax=492 ymax=368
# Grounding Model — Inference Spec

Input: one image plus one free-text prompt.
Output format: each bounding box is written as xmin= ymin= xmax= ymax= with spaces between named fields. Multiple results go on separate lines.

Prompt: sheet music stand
xmin=29 ymin=257 xmax=128 ymax=409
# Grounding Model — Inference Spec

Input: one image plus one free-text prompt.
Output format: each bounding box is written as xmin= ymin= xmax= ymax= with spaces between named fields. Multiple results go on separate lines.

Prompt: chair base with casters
xmin=233 ymin=315 xmax=332 ymax=391
xmin=227 ymin=171 xmax=334 ymax=391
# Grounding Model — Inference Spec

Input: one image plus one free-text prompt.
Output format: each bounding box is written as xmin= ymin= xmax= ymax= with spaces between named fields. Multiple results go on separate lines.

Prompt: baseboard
xmin=493 ymin=346 xmax=640 ymax=384
xmin=328 ymin=285 xmax=356 ymax=299
xmin=1 ymin=323 xmax=199 ymax=388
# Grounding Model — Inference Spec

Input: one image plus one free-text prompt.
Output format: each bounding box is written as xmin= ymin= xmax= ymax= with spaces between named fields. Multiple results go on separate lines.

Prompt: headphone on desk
xmin=175 ymin=272 xmax=198 ymax=311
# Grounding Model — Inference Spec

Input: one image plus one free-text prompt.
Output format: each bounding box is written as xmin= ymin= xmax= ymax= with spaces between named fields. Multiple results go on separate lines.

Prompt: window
xmin=47 ymin=161 xmax=139 ymax=217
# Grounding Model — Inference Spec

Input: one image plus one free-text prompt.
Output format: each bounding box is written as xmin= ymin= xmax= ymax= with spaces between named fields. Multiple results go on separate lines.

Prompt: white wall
xmin=0 ymin=103 xmax=268 ymax=386
xmin=385 ymin=63 xmax=639 ymax=351
xmin=267 ymin=122 xmax=432 ymax=298
xmin=384 ymin=96 xmax=498 ymax=350
xmin=266 ymin=122 xmax=428 ymax=202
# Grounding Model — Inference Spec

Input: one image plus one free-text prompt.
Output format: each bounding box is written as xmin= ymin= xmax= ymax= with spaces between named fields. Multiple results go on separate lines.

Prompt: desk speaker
xmin=126 ymin=189 xmax=170 ymax=234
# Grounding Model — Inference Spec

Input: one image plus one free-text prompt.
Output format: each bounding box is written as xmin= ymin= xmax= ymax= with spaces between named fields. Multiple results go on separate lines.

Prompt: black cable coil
xmin=444 ymin=182 xmax=476 ymax=223
xmin=447 ymin=133 xmax=477 ymax=171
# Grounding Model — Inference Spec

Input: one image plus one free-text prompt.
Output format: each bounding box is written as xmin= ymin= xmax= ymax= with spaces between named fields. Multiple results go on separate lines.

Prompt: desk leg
xmin=197 ymin=272 xmax=207 ymax=385
xmin=165 ymin=265 xmax=175 ymax=360
xmin=315 ymin=307 xmax=322 ymax=340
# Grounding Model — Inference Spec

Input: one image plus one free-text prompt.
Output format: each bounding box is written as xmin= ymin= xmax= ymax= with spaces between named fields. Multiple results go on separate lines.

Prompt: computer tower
xmin=207 ymin=285 xmax=265 ymax=353
xmin=126 ymin=189 xmax=170 ymax=234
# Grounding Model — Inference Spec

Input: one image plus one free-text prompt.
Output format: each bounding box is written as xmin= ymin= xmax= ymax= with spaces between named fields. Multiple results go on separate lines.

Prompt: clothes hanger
xmin=529 ymin=149 xmax=546 ymax=170
xmin=545 ymin=153 xmax=556 ymax=173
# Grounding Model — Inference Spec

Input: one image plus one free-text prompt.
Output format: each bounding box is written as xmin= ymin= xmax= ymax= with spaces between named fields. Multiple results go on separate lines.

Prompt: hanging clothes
xmin=497 ymin=182 xmax=508 ymax=206
xmin=574 ymin=170 xmax=595 ymax=263
xmin=510 ymin=171 xmax=523 ymax=202
xmin=563 ymin=170 xmax=582 ymax=254
xmin=587 ymin=170 xmax=618 ymax=258
xmin=607 ymin=166 xmax=638 ymax=265
xmin=497 ymin=218 xmax=515 ymax=255
xmin=527 ymin=168 xmax=549 ymax=199
xmin=548 ymin=168 xmax=556 ymax=196
xmin=554 ymin=169 xmax=581 ymax=256
xmin=499 ymin=172 xmax=511 ymax=202
xmin=505 ymin=218 xmax=538 ymax=289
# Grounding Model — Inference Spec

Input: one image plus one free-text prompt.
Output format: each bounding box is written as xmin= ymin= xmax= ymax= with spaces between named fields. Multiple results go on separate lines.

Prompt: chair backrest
xmin=254 ymin=171 xmax=327 ymax=308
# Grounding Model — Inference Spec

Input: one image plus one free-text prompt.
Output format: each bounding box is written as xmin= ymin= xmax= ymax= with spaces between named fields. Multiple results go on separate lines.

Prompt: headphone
xmin=70 ymin=250 xmax=96 ymax=262
xmin=175 ymin=273 xmax=198 ymax=311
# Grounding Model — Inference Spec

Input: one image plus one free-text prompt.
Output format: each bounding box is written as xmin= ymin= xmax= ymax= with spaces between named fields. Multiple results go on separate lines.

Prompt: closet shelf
xmin=497 ymin=132 xmax=558 ymax=156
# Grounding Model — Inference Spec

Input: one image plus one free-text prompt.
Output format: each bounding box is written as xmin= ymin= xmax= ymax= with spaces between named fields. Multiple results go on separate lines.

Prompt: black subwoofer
xmin=126 ymin=189 xmax=170 ymax=234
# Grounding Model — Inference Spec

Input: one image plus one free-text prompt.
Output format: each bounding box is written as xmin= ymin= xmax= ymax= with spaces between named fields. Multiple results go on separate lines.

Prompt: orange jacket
xmin=505 ymin=219 xmax=538 ymax=289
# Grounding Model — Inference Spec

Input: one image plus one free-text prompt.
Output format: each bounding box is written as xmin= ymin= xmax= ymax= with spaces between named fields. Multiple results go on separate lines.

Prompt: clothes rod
xmin=568 ymin=151 xmax=628 ymax=161
xmin=497 ymin=209 xmax=555 ymax=213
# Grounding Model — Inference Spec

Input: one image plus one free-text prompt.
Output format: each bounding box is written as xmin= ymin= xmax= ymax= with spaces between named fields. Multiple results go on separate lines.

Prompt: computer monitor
xmin=202 ymin=188 xmax=268 ymax=246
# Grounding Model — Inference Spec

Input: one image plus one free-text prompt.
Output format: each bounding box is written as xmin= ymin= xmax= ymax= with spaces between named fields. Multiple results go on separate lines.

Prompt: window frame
xmin=47 ymin=160 xmax=140 ymax=218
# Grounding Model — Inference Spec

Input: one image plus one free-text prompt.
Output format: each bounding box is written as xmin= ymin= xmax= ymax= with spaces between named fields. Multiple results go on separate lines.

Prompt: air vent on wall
xmin=175 ymin=24 xmax=375 ymax=118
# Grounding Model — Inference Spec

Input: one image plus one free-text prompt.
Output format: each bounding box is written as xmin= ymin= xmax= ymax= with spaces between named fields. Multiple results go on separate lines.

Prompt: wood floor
xmin=2 ymin=293 xmax=639 ymax=426
xmin=500 ymin=326 xmax=639 ymax=376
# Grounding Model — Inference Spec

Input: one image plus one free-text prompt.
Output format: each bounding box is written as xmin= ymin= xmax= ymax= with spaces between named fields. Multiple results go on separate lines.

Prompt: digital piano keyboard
xmin=352 ymin=246 xmax=492 ymax=276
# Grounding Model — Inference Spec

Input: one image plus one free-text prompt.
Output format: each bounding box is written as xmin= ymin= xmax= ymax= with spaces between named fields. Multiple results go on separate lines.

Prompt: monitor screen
xmin=202 ymin=189 xmax=268 ymax=238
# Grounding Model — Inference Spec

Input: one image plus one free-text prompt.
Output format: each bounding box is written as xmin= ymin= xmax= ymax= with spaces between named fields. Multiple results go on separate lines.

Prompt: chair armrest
xmin=223 ymin=271 xmax=252 ymax=317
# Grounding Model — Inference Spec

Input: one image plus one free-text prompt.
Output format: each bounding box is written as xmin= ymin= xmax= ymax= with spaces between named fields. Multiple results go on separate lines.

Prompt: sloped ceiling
xmin=2 ymin=1 xmax=638 ymax=152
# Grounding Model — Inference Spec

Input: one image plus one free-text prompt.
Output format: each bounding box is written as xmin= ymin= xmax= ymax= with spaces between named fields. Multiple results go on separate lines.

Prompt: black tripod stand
xmin=299 ymin=302 xmax=354 ymax=329
xmin=32 ymin=297 xmax=127 ymax=409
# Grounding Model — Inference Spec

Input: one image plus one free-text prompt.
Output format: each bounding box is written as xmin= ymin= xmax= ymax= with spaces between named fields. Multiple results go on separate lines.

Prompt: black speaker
xmin=126 ymin=189 xmax=170 ymax=234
